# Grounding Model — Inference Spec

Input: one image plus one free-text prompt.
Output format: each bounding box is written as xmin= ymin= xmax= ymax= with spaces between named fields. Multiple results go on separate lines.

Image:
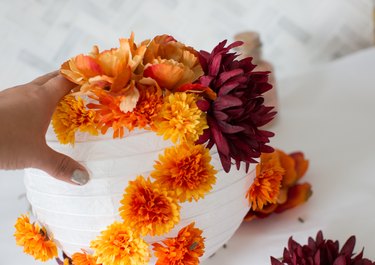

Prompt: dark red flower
xmin=271 ymin=231 xmax=375 ymax=265
xmin=195 ymin=40 xmax=276 ymax=172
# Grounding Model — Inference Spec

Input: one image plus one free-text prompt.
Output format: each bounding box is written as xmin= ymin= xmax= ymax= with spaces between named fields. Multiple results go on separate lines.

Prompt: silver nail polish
xmin=71 ymin=170 xmax=89 ymax=185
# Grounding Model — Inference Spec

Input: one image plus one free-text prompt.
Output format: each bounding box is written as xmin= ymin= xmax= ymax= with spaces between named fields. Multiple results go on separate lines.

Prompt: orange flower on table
xmin=244 ymin=149 xmax=312 ymax=221
xmin=153 ymin=92 xmax=208 ymax=144
xmin=52 ymin=95 xmax=98 ymax=144
xmin=151 ymin=143 xmax=217 ymax=202
xmin=72 ymin=251 xmax=100 ymax=265
xmin=90 ymin=222 xmax=150 ymax=265
xmin=119 ymin=176 xmax=180 ymax=236
xmin=143 ymin=34 xmax=203 ymax=91
xmin=87 ymin=80 xmax=163 ymax=138
xmin=14 ymin=214 xmax=58 ymax=262
xmin=152 ymin=222 xmax=205 ymax=265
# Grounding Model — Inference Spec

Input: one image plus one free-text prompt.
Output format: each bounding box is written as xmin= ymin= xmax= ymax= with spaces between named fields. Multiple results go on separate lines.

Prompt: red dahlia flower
xmin=196 ymin=40 xmax=276 ymax=172
xmin=271 ymin=231 xmax=375 ymax=265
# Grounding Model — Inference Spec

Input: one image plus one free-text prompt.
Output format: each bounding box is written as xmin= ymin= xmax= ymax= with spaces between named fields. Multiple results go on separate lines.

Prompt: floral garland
xmin=14 ymin=33 xmax=282 ymax=264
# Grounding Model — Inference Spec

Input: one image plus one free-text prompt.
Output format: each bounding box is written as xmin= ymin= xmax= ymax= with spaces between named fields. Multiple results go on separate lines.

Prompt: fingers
xmin=31 ymin=71 xmax=59 ymax=85
xmin=38 ymin=146 xmax=90 ymax=185
xmin=42 ymin=74 xmax=77 ymax=105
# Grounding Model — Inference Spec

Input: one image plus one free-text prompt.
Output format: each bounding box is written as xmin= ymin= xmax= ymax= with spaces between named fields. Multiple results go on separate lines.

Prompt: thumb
xmin=39 ymin=146 xmax=90 ymax=185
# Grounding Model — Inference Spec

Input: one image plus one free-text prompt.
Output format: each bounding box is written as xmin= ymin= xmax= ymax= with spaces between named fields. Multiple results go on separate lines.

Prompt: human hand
xmin=0 ymin=71 xmax=90 ymax=185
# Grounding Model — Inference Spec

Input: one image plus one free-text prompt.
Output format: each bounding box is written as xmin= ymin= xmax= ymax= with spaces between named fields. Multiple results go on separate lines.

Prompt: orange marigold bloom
xmin=152 ymin=222 xmax=205 ymax=265
xmin=246 ymin=151 xmax=285 ymax=211
xmin=72 ymin=251 xmax=99 ymax=265
xmin=244 ymin=150 xmax=312 ymax=221
xmin=153 ymin=92 xmax=208 ymax=144
xmin=151 ymin=143 xmax=217 ymax=202
xmin=90 ymin=222 xmax=150 ymax=265
xmin=88 ymin=81 xmax=163 ymax=138
xmin=52 ymin=95 xmax=98 ymax=144
xmin=119 ymin=176 xmax=180 ymax=236
xmin=14 ymin=214 xmax=58 ymax=262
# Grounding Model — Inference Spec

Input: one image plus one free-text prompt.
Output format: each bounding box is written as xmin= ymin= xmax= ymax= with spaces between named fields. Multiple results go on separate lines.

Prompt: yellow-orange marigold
xmin=152 ymin=222 xmax=205 ymax=265
xmin=90 ymin=222 xmax=150 ymax=265
xmin=153 ymin=92 xmax=208 ymax=144
xmin=151 ymin=143 xmax=217 ymax=202
xmin=52 ymin=95 xmax=98 ymax=144
xmin=72 ymin=251 xmax=99 ymax=265
xmin=246 ymin=152 xmax=285 ymax=211
xmin=14 ymin=214 xmax=58 ymax=262
xmin=244 ymin=150 xmax=312 ymax=221
xmin=119 ymin=176 xmax=180 ymax=236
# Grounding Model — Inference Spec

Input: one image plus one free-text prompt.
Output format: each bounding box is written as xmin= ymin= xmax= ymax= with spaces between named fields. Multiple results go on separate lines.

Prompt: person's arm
xmin=0 ymin=71 xmax=89 ymax=185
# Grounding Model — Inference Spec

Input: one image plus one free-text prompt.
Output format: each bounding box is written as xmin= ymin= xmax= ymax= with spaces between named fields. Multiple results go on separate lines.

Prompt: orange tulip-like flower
xmin=61 ymin=34 xmax=146 ymax=94
xmin=14 ymin=214 xmax=58 ymax=262
xmin=87 ymin=81 xmax=163 ymax=138
xmin=72 ymin=251 xmax=99 ymax=265
xmin=151 ymin=143 xmax=217 ymax=202
xmin=143 ymin=34 xmax=203 ymax=91
xmin=90 ymin=222 xmax=150 ymax=265
xmin=153 ymin=92 xmax=208 ymax=144
xmin=119 ymin=176 xmax=180 ymax=236
xmin=52 ymin=95 xmax=98 ymax=144
xmin=244 ymin=149 xmax=311 ymax=221
xmin=152 ymin=222 xmax=205 ymax=265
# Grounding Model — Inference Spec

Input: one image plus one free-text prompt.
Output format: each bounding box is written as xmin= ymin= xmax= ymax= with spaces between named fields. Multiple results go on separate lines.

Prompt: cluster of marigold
xmin=15 ymin=137 xmax=213 ymax=265
xmin=13 ymin=34 xmax=312 ymax=264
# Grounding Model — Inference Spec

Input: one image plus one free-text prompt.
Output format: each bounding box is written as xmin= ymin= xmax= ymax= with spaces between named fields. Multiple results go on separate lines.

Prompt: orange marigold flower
xmin=151 ymin=143 xmax=217 ymax=202
xmin=152 ymin=222 xmax=205 ymax=265
xmin=90 ymin=222 xmax=150 ymax=265
xmin=52 ymin=95 xmax=98 ymax=144
xmin=153 ymin=92 xmax=208 ymax=144
xmin=119 ymin=176 xmax=180 ymax=236
xmin=244 ymin=150 xmax=312 ymax=221
xmin=72 ymin=251 xmax=99 ymax=265
xmin=88 ymin=81 xmax=163 ymax=138
xmin=14 ymin=214 xmax=58 ymax=262
xmin=246 ymin=151 xmax=285 ymax=211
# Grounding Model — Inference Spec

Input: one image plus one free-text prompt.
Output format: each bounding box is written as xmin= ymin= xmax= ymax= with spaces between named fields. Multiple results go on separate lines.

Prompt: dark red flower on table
xmin=271 ymin=231 xmax=375 ymax=265
xmin=195 ymin=40 xmax=276 ymax=172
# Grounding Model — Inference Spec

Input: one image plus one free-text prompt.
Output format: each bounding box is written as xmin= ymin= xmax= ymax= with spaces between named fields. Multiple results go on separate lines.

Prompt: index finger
xmin=42 ymin=74 xmax=77 ymax=104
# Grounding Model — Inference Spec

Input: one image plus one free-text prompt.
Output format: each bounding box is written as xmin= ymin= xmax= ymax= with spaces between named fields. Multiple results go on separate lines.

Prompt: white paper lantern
xmin=24 ymin=128 xmax=255 ymax=263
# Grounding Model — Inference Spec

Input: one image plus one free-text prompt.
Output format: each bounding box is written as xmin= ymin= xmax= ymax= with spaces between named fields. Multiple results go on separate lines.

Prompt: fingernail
xmin=71 ymin=170 xmax=90 ymax=185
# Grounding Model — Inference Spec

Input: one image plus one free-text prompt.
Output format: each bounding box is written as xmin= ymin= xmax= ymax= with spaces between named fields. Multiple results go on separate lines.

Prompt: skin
xmin=0 ymin=71 xmax=89 ymax=185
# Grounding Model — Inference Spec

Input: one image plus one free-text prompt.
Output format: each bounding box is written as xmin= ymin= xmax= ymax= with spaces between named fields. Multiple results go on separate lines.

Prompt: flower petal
xmin=275 ymin=183 xmax=312 ymax=213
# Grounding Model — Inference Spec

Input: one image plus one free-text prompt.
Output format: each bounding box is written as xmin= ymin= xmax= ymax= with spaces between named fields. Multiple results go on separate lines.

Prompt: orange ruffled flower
xmin=151 ymin=143 xmax=217 ymax=202
xmin=247 ymin=152 xmax=285 ymax=211
xmin=88 ymin=81 xmax=163 ymax=138
xmin=90 ymin=222 xmax=150 ymax=265
xmin=245 ymin=150 xmax=312 ymax=221
xmin=52 ymin=95 xmax=98 ymax=144
xmin=72 ymin=251 xmax=99 ymax=265
xmin=152 ymin=222 xmax=205 ymax=265
xmin=143 ymin=35 xmax=203 ymax=91
xmin=61 ymin=34 xmax=146 ymax=94
xmin=14 ymin=214 xmax=58 ymax=262
xmin=119 ymin=176 xmax=180 ymax=236
xmin=154 ymin=92 xmax=208 ymax=144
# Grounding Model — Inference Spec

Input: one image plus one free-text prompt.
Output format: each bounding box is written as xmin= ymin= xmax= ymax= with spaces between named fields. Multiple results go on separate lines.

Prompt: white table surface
xmin=1 ymin=48 xmax=375 ymax=264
